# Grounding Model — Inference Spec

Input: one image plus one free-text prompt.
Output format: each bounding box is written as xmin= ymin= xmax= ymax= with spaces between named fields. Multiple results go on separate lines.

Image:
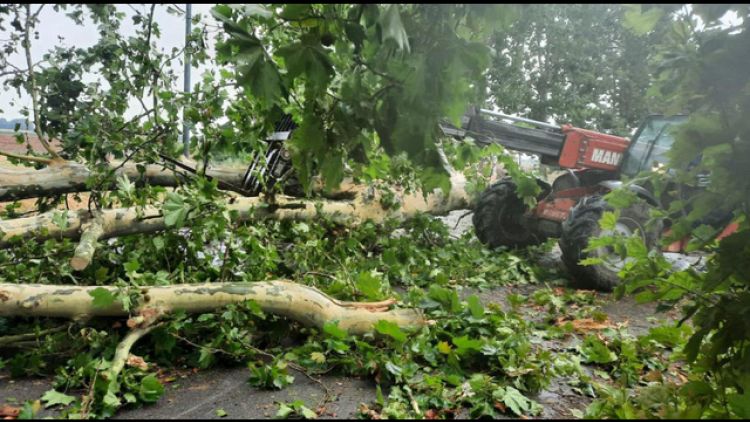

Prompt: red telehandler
xmin=442 ymin=107 xmax=737 ymax=291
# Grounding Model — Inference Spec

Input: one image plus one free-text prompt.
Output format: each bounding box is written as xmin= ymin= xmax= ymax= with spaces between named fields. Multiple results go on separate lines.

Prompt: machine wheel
xmin=282 ymin=173 xmax=305 ymax=197
xmin=559 ymin=196 xmax=662 ymax=292
xmin=472 ymin=178 xmax=543 ymax=248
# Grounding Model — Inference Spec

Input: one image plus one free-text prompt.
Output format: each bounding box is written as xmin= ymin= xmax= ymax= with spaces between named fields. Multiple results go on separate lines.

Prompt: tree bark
xmin=20 ymin=4 xmax=60 ymax=160
xmin=0 ymin=159 xmax=249 ymax=202
xmin=70 ymin=213 xmax=105 ymax=271
xmin=0 ymin=280 xmax=427 ymax=335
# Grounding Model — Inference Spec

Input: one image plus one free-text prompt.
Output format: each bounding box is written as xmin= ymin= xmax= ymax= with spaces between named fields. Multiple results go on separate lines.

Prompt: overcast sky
xmin=0 ymin=4 xmax=219 ymax=120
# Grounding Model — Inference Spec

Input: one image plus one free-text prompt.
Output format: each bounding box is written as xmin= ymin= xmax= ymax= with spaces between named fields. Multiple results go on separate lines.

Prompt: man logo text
xmin=590 ymin=148 xmax=621 ymax=166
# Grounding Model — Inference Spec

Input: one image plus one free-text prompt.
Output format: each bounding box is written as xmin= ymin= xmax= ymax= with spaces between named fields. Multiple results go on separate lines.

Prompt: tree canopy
xmin=487 ymin=4 xmax=668 ymax=133
xmin=213 ymin=4 xmax=521 ymax=193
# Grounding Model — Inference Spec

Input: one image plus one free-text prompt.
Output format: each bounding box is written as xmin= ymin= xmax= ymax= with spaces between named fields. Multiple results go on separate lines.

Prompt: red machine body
xmin=557 ymin=125 xmax=630 ymax=171
xmin=534 ymin=126 xmax=632 ymax=224
xmin=535 ymin=186 xmax=599 ymax=223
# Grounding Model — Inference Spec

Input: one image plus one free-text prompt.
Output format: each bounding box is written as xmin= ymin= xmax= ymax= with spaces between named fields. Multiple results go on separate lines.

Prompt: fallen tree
xmin=0 ymin=279 xmax=427 ymax=404
xmin=0 ymin=280 xmax=426 ymax=335
xmin=1 ymin=169 xmax=473 ymax=270
xmin=0 ymin=169 xmax=465 ymax=408
xmin=0 ymin=156 xmax=250 ymax=201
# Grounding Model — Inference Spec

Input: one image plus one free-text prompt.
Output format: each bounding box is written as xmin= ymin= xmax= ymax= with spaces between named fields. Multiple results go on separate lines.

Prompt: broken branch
xmin=0 ymin=149 xmax=53 ymax=165
xmin=0 ymin=280 xmax=427 ymax=335
xmin=70 ymin=213 xmax=105 ymax=271
xmin=105 ymin=322 xmax=160 ymax=396
xmin=20 ymin=4 xmax=60 ymax=160
xmin=0 ymin=324 xmax=69 ymax=348
xmin=1 ymin=176 xmax=472 ymax=258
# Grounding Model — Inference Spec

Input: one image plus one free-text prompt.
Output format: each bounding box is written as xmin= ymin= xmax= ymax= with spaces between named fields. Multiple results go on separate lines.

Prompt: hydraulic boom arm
xmin=441 ymin=107 xmax=630 ymax=171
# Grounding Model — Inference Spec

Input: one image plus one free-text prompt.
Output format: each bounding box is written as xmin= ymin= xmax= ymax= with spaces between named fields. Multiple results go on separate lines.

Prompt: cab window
xmin=621 ymin=116 xmax=687 ymax=177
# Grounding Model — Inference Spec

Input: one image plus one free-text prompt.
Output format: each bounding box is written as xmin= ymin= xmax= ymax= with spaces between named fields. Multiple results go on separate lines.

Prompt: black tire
xmin=472 ymin=178 xmax=543 ymax=248
xmin=282 ymin=173 xmax=305 ymax=197
xmin=559 ymin=196 xmax=662 ymax=292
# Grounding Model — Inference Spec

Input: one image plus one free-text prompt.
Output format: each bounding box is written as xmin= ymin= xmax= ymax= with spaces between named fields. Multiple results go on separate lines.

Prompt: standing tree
xmin=487 ymin=4 xmax=667 ymax=133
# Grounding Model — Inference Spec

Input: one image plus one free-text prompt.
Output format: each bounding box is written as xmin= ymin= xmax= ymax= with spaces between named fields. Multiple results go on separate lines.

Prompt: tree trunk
xmin=0 ymin=159 xmax=249 ymax=201
xmin=0 ymin=280 xmax=427 ymax=336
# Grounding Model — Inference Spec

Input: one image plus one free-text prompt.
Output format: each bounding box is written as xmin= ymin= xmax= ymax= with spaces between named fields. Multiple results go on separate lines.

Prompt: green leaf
xmin=494 ymin=386 xmax=535 ymax=416
xmin=379 ymin=4 xmax=410 ymax=52
xmin=344 ymin=23 xmax=366 ymax=49
xmin=233 ymin=4 xmax=271 ymax=19
xmin=123 ymin=392 xmax=137 ymax=404
xmin=420 ymin=167 xmax=452 ymax=199
xmin=356 ymin=271 xmax=382 ymax=300
xmin=163 ymin=192 xmax=190 ymax=227
xmin=18 ymin=401 xmax=40 ymax=419
xmin=236 ymin=47 xmax=284 ymax=104
xmin=684 ymin=330 xmax=707 ymax=363
xmin=138 ymin=374 xmax=165 ymax=403
xmin=102 ymin=391 xmax=120 ymax=408
xmin=729 ymin=392 xmax=750 ymax=418
xmin=276 ymin=403 xmax=294 ymax=418
xmin=211 ymin=4 xmax=233 ymax=20
xmin=625 ymin=236 xmax=648 ymax=260
xmin=384 ymin=361 xmax=403 ymax=376
xmin=289 ymin=114 xmax=326 ymax=189
xmin=604 ymin=188 xmax=637 ymax=208
xmin=294 ymin=222 xmax=310 ymax=234
xmin=374 ymin=320 xmax=407 ymax=343
xmin=428 ymin=285 xmax=461 ymax=313
xmin=152 ymin=237 xmax=164 ymax=250
xmin=634 ymin=290 xmax=656 ymax=303
xmin=466 ymin=295 xmax=484 ymax=318
xmin=213 ymin=10 xmax=254 ymax=42
xmin=279 ymin=4 xmax=311 ymax=20
xmin=645 ymin=325 xmax=686 ymax=348
xmin=300 ymin=405 xmax=318 ymax=419
xmin=51 ymin=210 xmax=69 ymax=230
xmin=600 ymin=211 xmax=617 ymax=230
xmin=276 ymin=37 xmax=334 ymax=90
xmin=623 ymin=5 xmax=664 ymax=35
xmin=216 ymin=408 xmax=228 ymax=418
xmin=41 ymin=390 xmax=76 ymax=408
xmin=580 ymin=335 xmax=617 ymax=364
xmin=452 ymin=335 xmax=483 ymax=354
xmin=116 ymin=173 xmax=135 ymax=198
xmin=320 ymin=153 xmax=344 ymax=190
xmin=310 ymin=352 xmax=326 ymax=364
xmin=124 ymin=260 xmax=141 ymax=273
xmin=88 ymin=287 xmax=116 ymax=309
xmin=322 ymin=321 xmax=348 ymax=340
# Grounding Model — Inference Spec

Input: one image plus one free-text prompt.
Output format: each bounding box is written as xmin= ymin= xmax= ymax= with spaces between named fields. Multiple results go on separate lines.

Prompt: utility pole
xmin=182 ymin=3 xmax=192 ymax=157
